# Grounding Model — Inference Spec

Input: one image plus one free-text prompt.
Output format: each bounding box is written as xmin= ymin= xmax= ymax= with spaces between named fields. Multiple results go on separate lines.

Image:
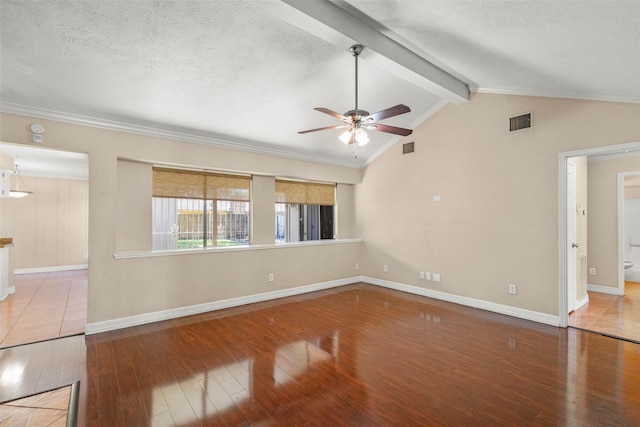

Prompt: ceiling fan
xmin=298 ymin=44 xmax=413 ymax=157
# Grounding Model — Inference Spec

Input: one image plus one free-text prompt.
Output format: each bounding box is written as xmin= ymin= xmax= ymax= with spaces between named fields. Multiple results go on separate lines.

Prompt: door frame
xmin=567 ymin=159 xmax=577 ymax=313
xmin=558 ymin=140 xmax=640 ymax=327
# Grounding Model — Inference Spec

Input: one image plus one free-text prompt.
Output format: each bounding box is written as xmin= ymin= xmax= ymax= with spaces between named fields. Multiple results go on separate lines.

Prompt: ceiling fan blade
xmin=314 ymin=107 xmax=348 ymax=121
xmin=369 ymin=123 xmax=413 ymax=136
xmin=298 ymin=124 xmax=348 ymax=134
xmin=366 ymin=104 xmax=411 ymax=122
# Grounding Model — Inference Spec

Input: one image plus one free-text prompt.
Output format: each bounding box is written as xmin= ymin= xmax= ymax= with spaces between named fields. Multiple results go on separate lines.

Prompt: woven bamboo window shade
xmin=153 ymin=168 xmax=250 ymax=201
xmin=275 ymin=180 xmax=335 ymax=205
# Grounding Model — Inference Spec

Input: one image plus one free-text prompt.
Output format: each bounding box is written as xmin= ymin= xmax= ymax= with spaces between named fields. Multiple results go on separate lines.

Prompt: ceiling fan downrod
xmin=351 ymin=44 xmax=363 ymax=112
xmin=344 ymin=44 xmax=369 ymax=133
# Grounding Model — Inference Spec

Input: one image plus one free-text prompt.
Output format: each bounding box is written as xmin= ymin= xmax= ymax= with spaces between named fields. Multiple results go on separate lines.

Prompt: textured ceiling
xmin=1 ymin=0 xmax=639 ymax=172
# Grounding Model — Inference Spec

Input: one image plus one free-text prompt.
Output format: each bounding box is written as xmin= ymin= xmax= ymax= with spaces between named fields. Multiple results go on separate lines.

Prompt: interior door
xmin=567 ymin=160 xmax=577 ymax=313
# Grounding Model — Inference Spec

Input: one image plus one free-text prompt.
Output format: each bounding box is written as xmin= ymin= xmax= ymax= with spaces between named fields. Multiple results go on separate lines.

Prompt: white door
xmin=567 ymin=160 xmax=577 ymax=313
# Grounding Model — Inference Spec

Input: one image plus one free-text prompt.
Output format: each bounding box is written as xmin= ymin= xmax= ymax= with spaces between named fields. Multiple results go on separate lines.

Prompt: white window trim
xmin=113 ymin=238 xmax=362 ymax=259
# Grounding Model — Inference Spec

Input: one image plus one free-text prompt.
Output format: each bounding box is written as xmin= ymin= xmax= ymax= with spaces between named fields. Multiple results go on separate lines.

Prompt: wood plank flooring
xmin=569 ymin=281 xmax=640 ymax=343
xmin=0 ymin=270 xmax=87 ymax=348
xmin=2 ymin=283 xmax=639 ymax=426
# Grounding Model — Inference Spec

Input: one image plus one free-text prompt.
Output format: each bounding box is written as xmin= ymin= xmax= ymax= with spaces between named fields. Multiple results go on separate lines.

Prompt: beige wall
xmin=587 ymin=156 xmax=640 ymax=289
xmin=251 ymin=175 xmax=276 ymax=245
xmin=3 ymin=92 xmax=640 ymax=324
xmin=0 ymin=175 xmax=88 ymax=270
xmin=357 ymin=93 xmax=640 ymax=316
xmin=116 ymin=159 xmax=152 ymax=252
xmin=0 ymin=112 xmax=362 ymax=324
xmin=336 ymin=183 xmax=356 ymax=239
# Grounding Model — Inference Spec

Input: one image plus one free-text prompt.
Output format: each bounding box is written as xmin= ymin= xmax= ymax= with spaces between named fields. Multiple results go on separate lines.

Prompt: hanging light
xmin=339 ymin=127 xmax=369 ymax=147
xmin=9 ymin=165 xmax=32 ymax=198
xmin=355 ymin=129 xmax=369 ymax=146
xmin=339 ymin=130 xmax=352 ymax=145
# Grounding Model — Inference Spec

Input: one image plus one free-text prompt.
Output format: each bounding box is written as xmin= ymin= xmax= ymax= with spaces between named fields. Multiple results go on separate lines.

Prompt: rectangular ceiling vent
xmin=402 ymin=141 xmax=415 ymax=155
xmin=509 ymin=113 xmax=532 ymax=132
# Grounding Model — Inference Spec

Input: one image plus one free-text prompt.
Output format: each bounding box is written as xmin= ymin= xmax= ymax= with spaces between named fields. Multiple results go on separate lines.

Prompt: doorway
xmin=560 ymin=140 xmax=640 ymax=342
xmin=0 ymin=144 xmax=89 ymax=348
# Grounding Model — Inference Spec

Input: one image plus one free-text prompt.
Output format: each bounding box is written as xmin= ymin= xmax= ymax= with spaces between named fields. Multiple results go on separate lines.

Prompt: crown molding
xmin=471 ymin=85 xmax=640 ymax=105
xmin=0 ymin=102 xmax=367 ymax=170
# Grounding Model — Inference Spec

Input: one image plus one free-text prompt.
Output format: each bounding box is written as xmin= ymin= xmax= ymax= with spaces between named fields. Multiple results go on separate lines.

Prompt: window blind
xmin=153 ymin=168 xmax=250 ymax=201
xmin=275 ymin=180 xmax=335 ymax=206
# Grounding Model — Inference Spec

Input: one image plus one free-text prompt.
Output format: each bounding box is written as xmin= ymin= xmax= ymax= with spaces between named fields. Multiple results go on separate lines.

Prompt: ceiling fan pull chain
xmin=352 ymin=135 xmax=358 ymax=158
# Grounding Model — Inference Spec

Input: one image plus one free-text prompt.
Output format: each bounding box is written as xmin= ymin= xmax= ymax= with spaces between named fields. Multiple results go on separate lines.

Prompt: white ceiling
xmin=0 ymin=144 xmax=88 ymax=180
xmin=1 ymin=0 xmax=639 ymax=172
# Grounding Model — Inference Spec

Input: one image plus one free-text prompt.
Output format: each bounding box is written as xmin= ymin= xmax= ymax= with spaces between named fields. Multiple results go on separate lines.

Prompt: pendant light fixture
xmin=9 ymin=165 xmax=32 ymax=198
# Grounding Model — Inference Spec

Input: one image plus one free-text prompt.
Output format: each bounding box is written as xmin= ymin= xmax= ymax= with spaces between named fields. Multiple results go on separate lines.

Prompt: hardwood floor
xmin=569 ymin=281 xmax=640 ymax=343
xmin=1 ymin=283 xmax=639 ymax=426
xmin=0 ymin=270 xmax=87 ymax=348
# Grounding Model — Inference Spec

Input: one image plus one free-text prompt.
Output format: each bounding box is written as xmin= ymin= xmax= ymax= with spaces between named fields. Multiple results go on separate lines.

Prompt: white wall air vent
xmin=403 ymin=141 xmax=415 ymax=154
xmin=509 ymin=113 xmax=532 ymax=132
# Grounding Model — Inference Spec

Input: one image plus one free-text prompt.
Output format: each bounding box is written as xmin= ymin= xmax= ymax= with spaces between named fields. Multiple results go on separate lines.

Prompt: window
xmin=152 ymin=168 xmax=250 ymax=250
xmin=275 ymin=180 xmax=335 ymax=243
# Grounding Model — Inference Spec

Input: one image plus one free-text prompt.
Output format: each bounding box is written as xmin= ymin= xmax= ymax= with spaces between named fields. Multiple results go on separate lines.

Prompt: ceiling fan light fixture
xmin=339 ymin=130 xmax=352 ymax=145
xmin=298 ymin=44 xmax=412 ymax=158
xmin=356 ymin=129 xmax=369 ymax=146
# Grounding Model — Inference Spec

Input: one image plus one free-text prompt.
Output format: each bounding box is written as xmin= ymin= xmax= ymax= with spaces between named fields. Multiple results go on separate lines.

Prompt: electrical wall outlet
xmin=508 ymin=283 xmax=517 ymax=294
xmin=425 ymin=272 xmax=431 ymax=281
xmin=589 ymin=267 xmax=596 ymax=275
xmin=419 ymin=271 xmax=425 ymax=279
xmin=433 ymin=273 xmax=441 ymax=282
xmin=383 ymin=265 xmax=388 ymax=273
xmin=356 ymin=263 xmax=360 ymax=270
xmin=268 ymin=273 xmax=275 ymax=282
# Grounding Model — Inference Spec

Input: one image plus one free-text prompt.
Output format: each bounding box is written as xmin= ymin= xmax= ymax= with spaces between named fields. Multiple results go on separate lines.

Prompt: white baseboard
xmin=86 ymin=275 xmax=561 ymax=335
xmin=587 ymin=283 xmax=623 ymax=296
xmin=85 ymin=276 xmax=361 ymax=335
xmin=575 ymin=294 xmax=589 ymax=311
xmin=14 ymin=264 xmax=88 ymax=275
xmin=0 ymin=286 xmax=15 ymax=301
xmin=364 ymin=277 xmax=560 ymax=327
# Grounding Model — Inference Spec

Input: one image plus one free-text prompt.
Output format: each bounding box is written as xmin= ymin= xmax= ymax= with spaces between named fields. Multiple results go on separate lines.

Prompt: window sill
xmin=113 ymin=238 xmax=362 ymax=260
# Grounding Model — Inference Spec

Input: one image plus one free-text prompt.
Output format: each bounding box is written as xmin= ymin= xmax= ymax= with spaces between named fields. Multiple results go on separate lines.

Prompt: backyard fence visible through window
xmin=152 ymin=168 xmax=250 ymax=250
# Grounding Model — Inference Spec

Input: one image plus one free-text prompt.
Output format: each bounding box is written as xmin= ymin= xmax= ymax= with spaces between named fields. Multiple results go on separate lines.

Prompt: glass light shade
xmin=356 ymin=130 xmax=369 ymax=146
xmin=339 ymin=130 xmax=352 ymax=145
xmin=9 ymin=190 xmax=32 ymax=198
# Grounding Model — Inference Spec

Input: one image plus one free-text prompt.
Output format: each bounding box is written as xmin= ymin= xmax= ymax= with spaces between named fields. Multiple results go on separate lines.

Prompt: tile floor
xmin=569 ymin=281 xmax=640 ymax=343
xmin=0 ymin=270 xmax=87 ymax=349
xmin=0 ymin=385 xmax=71 ymax=426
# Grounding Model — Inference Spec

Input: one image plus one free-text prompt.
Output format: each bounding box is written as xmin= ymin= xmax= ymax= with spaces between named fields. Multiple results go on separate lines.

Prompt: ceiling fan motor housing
xmin=343 ymin=109 xmax=371 ymax=126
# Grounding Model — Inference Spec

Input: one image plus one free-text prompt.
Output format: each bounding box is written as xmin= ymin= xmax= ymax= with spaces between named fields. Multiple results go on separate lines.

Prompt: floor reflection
xmin=2 ymin=284 xmax=640 ymax=425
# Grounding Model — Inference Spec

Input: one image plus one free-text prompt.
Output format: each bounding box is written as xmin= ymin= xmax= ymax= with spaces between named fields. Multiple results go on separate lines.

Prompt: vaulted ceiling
xmin=1 ymin=0 xmax=639 ymax=170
